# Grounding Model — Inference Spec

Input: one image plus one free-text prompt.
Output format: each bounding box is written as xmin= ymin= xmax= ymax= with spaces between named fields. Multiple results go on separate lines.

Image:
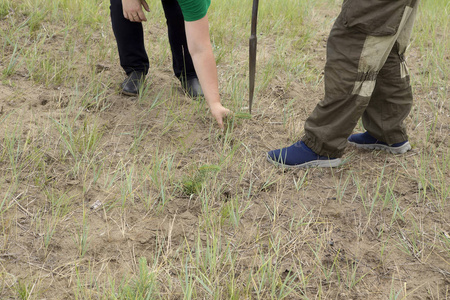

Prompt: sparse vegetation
xmin=0 ymin=0 xmax=448 ymax=299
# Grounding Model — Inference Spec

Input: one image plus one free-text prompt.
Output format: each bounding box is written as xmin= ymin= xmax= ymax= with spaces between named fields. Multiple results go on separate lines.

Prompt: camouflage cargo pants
xmin=303 ymin=0 xmax=419 ymax=158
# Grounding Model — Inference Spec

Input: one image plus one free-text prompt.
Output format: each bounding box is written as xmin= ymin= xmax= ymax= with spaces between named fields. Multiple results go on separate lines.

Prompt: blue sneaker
xmin=348 ymin=132 xmax=411 ymax=154
xmin=267 ymin=141 xmax=342 ymax=168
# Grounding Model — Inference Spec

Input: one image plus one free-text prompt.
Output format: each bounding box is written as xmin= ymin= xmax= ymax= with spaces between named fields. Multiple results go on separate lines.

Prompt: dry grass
xmin=0 ymin=0 xmax=449 ymax=299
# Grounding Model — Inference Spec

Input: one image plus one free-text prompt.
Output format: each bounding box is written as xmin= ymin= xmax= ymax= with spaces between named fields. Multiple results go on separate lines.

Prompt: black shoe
xmin=121 ymin=71 xmax=145 ymax=96
xmin=181 ymin=77 xmax=204 ymax=98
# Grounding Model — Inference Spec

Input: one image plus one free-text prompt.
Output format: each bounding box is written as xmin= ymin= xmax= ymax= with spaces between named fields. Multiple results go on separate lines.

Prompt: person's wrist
xmin=208 ymin=100 xmax=222 ymax=109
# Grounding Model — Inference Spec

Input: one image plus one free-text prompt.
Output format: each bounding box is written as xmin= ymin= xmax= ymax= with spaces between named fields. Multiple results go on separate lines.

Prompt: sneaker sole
xmin=348 ymin=141 xmax=411 ymax=154
xmin=267 ymin=154 xmax=342 ymax=169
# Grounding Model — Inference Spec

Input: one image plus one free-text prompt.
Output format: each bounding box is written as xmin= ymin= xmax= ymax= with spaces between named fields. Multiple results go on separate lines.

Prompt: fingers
xmin=122 ymin=0 xmax=148 ymax=22
xmin=215 ymin=108 xmax=231 ymax=130
xmin=136 ymin=10 xmax=147 ymax=21
xmin=125 ymin=11 xmax=147 ymax=22
xmin=217 ymin=119 xmax=224 ymax=130
xmin=213 ymin=114 xmax=224 ymax=130
xmin=141 ymin=0 xmax=150 ymax=12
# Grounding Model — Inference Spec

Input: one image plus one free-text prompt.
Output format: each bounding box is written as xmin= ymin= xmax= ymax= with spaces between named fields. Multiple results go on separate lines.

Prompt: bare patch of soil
xmin=0 ymin=4 xmax=449 ymax=300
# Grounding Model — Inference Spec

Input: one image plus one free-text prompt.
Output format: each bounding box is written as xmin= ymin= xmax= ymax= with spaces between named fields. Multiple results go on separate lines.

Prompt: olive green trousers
xmin=303 ymin=0 xmax=419 ymax=158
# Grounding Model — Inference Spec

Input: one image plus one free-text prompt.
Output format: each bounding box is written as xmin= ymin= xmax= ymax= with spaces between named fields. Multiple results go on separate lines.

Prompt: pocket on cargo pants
xmin=341 ymin=0 xmax=409 ymax=36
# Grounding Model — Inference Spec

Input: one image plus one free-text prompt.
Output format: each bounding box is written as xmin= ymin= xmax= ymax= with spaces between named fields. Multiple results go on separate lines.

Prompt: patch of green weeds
xmin=0 ymin=2 xmax=10 ymax=18
xmin=181 ymin=164 xmax=221 ymax=196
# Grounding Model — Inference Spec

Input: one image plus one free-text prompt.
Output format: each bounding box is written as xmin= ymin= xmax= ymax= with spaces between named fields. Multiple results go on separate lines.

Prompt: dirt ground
xmin=0 ymin=4 xmax=449 ymax=299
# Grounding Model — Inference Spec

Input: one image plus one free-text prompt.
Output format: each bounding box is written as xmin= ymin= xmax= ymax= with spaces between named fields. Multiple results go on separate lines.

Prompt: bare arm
xmin=184 ymin=15 xmax=230 ymax=129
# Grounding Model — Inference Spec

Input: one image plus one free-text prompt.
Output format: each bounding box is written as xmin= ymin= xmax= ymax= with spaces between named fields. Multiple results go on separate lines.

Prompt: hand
xmin=122 ymin=0 xmax=150 ymax=22
xmin=209 ymin=102 xmax=231 ymax=130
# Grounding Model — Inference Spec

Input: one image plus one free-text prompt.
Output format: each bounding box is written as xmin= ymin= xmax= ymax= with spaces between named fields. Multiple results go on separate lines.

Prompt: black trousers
xmin=110 ymin=0 xmax=197 ymax=80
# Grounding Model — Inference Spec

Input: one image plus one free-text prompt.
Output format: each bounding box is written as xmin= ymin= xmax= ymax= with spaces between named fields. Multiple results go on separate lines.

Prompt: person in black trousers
xmin=110 ymin=0 xmax=203 ymax=97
